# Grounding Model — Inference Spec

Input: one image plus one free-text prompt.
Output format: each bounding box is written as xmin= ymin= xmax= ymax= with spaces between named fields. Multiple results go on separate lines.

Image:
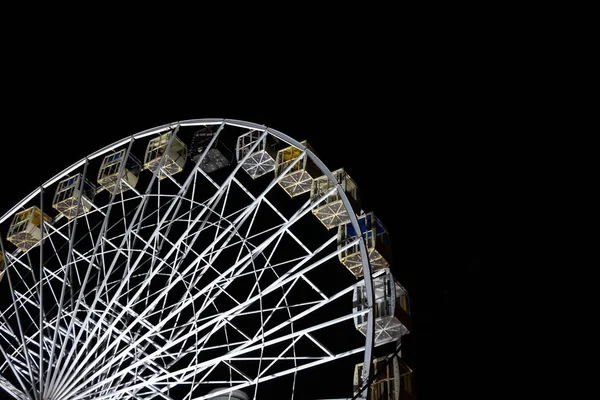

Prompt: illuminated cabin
xmin=207 ymin=389 xmax=249 ymax=400
xmin=235 ymin=131 xmax=278 ymax=179
xmin=144 ymin=131 xmax=187 ymax=179
xmin=0 ymin=252 xmax=4 ymax=283
xmin=190 ymin=127 xmax=232 ymax=173
xmin=97 ymin=150 xmax=142 ymax=195
xmin=353 ymin=268 xmax=412 ymax=345
xmin=7 ymin=206 xmax=52 ymax=251
xmin=274 ymin=140 xmax=321 ymax=197
xmin=338 ymin=212 xmax=391 ymax=278
xmin=354 ymin=354 xmax=414 ymax=400
xmin=52 ymin=174 xmax=97 ymax=219
xmin=311 ymin=168 xmax=360 ymax=230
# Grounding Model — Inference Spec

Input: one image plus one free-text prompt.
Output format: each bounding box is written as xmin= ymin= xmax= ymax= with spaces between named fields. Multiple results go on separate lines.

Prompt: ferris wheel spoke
xmin=198 ymin=346 xmax=366 ymax=400
xmin=118 ymin=200 xmax=151 ymax=331
xmin=49 ymin=303 xmax=181 ymax=400
xmin=232 ymin=177 xmax=311 ymax=255
xmin=304 ymin=333 xmax=334 ymax=358
xmin=193 ymin=183 xmax=338 ymax=314
xmin=34 ymin=195 xmax=51 ymax=399
xmin=126 ymin=304 xmax=232 ymax=400
xmin=80 ymin=171 xmax=308 ymax=367
xmin=249 ymin=277 xmax=357 ymax=350
xmin=222 ymin=360 xmax=252 ymax=384
xmin=12 ymin=293 xmax=42 ymax=336
xmin=215 ymin=256 xmax=306 ymax=284
xmin=42 ymin=238 xmax=70 ymax=298
xmin=77 ymin=321 xmax=242 ymax=400
xmin=216 ymin=309 xmax=368 ymax=376
xmin=2 ymin=351 xmax=36 ymax=380
xmin=47 ymin=137 xmax=141 ymax=399
xmin=205 ymin=234 xmax=350 ymax=350
xmin=241 ymin=245 xmax=301 ymax=363
xmin=44 ymin=222 xmax=103 ymax=284
xmin=208 ymin=205 xmax=266 ymax=306
xmin=249 ymin=275 xmax=299 ymax=343
xmin=1 ymin=259 xmax=41 ymax=400
xmin=185 ymin=149 xmax=318 ymax=287
xmin=155 ymin=299 xmax=253 ymax=400
xmin=252 ymin=258 xmax=275 ymax=400
xmin=171 ymin=202 xmax=323 ymax=332
xmin=52 ymin=194 xmax=176 ymax=392
xmin=67 ymin=233 xmax=355 ymax=397
xmin=63 ymin=191 xmax=234 ymax=382
xmin=227 ymin=206 xmax=310 ymax=384
xmin=256 ymin=335 xmax=303 ymax=380
xmin=157 ymin=191 xmax=236 ymax=324
xmin=149 ymin=123 xmax=230 ymax=257
xmin=0 ymin=365 xmax=33 ymax=400
xmin=56 ymin=153 xmax=244 ymax=385
xmin=42 ymin=316 xmax=157 ymax=396
xmin=87 ymin=335 xmax=175 ymax=400
xmin=4 ymin=257 xmax=72 ymax=321
xmin=0 ymin=326 xmax=20 ymax=362
xmin=0 ymin=314 xmax=35 ymax=399
xmin=97 ymin=307 xmax=368 ymax=400
xmin=14 ymin=222 xmax=330 ymax=396
xmin=248 ymin=195 xmax=329 ymax=305
xmin=217 ymin=300 xmax=322 ymax=321
xmin=211 ymin=178 xmax=232 ymax=250
xmin=175 ymin=310 xmax=231 ymax=399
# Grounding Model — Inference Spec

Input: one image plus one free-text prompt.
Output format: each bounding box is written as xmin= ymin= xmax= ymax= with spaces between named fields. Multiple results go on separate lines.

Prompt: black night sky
xmin=0 ymin=42 xmax=501 ymax=399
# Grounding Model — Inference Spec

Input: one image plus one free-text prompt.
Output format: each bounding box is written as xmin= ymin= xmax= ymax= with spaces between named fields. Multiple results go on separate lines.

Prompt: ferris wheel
xmin=0 ymin=119 xmax=413 ymax=400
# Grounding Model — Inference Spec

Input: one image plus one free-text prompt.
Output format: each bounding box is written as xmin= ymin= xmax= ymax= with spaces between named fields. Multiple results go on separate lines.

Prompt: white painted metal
xmin=0 ymin=120 xmax=377 ymax=400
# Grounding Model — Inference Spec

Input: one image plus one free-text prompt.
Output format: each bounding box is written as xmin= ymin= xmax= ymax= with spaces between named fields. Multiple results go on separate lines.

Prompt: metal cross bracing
xmin=0 ymin=120 xmax=381 ymax=400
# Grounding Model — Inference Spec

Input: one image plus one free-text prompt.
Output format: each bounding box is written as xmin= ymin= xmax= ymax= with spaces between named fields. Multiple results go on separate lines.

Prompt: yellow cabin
xmin=7 ymin=206 xmax=52 ymax=251
xmin=311 ymin=168 xmax=360 ymax=230
xmin=274 ymin=141 xmax=321 ymax=197
xmin=144 ymin=131 xmax=187 ymax=179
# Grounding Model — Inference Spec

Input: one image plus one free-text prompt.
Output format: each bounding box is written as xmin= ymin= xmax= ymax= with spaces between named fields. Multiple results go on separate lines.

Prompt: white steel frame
xmin=0 ymin=119 xmax=377 ymax=400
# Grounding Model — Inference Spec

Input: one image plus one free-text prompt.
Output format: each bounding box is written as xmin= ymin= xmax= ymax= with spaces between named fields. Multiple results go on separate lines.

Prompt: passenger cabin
xmin=274 ymin=140 xmax=321 ymax=197
xmin=338 ymin=212 xmax=391 ymax=278
xmin=97 ymin=150 xmax=142 ymax=195
xmin=311 ymin=168 xmax=360 ymax=229
xmin=190 ymin=127 xmax=232 ymax=173
xmin=52 ymin=174 xmax=97 ymax=219
xmin=7 ymin=206 xmax=52 ymax=251
xmin=354 ymin=354 xmax=414 ymax=400
xmin=353 ymin=268 xmax=412 ymax=345
xmin=0 ymin=252 xmax=5 ymax=283
xmin=144 ymin=131 xmax=187 ymax=179
xmin=235 ymin=131 xmax=278 ymax=179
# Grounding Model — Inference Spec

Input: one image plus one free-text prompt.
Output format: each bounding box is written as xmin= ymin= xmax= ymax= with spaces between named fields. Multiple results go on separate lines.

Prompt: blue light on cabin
xmin=345 ymin=214 xmax=389 ymax=243
xmin=64 ymin=176 xmax=77 ymax=188
xmin=107 ymin=153 xmax=120 ymax=163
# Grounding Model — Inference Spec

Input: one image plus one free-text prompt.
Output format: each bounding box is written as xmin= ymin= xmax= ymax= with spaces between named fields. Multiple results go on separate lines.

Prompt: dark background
xmin=0 ymin=44 xmax=501 ymax=399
